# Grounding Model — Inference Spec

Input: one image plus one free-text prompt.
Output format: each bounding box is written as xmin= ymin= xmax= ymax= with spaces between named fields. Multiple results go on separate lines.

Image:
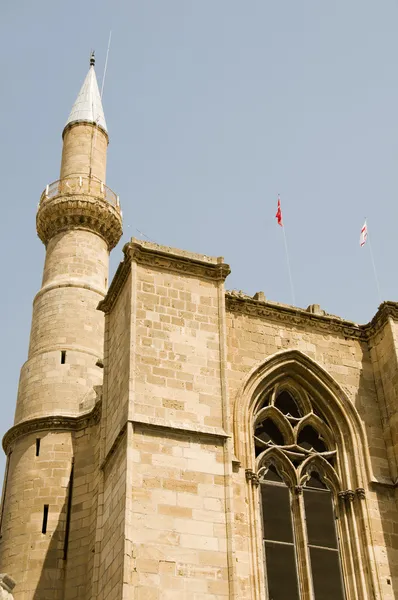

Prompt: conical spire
xmin=65 ymin=52 xmax=107 ymax=133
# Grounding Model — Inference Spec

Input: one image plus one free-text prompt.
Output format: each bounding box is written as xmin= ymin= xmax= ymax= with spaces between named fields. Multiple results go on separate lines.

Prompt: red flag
xmin=275 ymin=197 xmax=283 ymax=227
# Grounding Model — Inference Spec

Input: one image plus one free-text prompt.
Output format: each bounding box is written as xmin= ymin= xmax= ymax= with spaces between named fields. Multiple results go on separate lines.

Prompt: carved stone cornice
xmin=2 ymin=401 xmax=101 ymax=454
xmin=36 ymin=194 xmax=122 ymax=250
xmin=363 ymin=301 xmax=398 ymax=339
xmin=99 ymin=239 xmax=231 ymax=314
xmin=226 ymin=294 xmax=398 ymax=342
xmin=129 ymin=240 xmax=231 ymax=281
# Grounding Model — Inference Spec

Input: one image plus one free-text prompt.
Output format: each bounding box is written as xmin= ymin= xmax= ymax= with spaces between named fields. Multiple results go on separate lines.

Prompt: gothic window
xmin=254 ymin=387 xmax=346 ymax=600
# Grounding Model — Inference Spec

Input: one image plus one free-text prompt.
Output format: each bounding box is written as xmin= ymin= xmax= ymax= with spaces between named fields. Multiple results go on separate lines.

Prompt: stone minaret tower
xmin=0 ymin=54 xmax=122 ymax=598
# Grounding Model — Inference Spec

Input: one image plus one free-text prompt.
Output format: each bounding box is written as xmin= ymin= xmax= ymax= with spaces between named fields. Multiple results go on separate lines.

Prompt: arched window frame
xmin=235 ymin=350 xmax=383 ymax=600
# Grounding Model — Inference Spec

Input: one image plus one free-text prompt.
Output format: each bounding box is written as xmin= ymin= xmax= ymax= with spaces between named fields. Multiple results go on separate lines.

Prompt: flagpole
xmin=366 ymin=219 xmax=382 ymax=305
xmin=277 ymin=195 xmax=296 ymax=306
xmin=282 ymin=225 xmax=296 ymax=306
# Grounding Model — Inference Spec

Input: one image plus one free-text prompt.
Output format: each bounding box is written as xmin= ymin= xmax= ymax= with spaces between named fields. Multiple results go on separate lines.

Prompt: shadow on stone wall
xmin=354 ymin=349 xmax=398 ymax=599
xmin=32 ymin=453 xmax=73 ymax=600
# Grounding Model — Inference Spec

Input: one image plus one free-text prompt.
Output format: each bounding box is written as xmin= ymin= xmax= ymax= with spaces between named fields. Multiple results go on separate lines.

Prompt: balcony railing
xmin=39 ymin=176 xmax=120 ymax=209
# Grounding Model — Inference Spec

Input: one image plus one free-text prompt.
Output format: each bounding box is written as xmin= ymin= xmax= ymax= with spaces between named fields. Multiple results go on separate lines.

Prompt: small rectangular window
xmin=42 ymin=505 xmax=49 ymax=534
xmin=61 ymin=351 xmax=66 ymax=364
xmin=35 ymin=438 xmax=40 ymax=457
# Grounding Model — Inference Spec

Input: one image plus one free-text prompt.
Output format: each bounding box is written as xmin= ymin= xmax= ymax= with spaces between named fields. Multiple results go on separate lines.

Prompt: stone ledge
xmin=130 ymin=413 xmax=229 ymax=439
xmin=2 ymin=402 xmax=101 ymax=454
xmin=100 ymin=416 xmax=229 ymax=471
xmin=34 ymin=280 xmax=106 ymax=304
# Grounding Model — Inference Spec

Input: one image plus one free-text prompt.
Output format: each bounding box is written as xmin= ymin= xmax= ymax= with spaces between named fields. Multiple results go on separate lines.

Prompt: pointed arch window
xmin=254 ymin=387 xmax=346 ymax=600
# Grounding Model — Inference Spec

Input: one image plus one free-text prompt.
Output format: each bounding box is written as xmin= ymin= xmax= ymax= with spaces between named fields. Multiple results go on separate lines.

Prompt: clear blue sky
xmin=1 ymin=0 xmax=398 ymax=481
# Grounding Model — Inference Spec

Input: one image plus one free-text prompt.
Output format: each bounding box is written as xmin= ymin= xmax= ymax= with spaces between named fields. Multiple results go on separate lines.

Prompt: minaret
xmin=0 ymin=54 xmax=122 ymax=598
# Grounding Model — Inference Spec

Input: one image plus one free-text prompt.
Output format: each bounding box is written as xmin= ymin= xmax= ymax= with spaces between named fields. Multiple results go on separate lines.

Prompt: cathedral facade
xmin=0 ymin=57 xmax=397 ymax=600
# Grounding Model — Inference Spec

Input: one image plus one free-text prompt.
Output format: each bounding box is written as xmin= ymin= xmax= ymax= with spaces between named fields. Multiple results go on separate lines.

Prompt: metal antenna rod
xmin=101 ymin=31 xmax=112 ymax=99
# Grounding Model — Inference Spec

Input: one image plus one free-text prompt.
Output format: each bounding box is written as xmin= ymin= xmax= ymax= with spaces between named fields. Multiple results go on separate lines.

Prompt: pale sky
xmin=1 ymin=0 xmax=398 ymax=481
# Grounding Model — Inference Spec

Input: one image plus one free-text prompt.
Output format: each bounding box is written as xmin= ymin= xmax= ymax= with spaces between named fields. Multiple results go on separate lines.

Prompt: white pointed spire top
xmin=64 ymin=52 xmax=107 ymax=134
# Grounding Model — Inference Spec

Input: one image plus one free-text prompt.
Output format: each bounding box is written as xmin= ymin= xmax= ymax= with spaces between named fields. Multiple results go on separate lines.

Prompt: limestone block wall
xmin=15 ymin=350 xmax=103 ymax=424
xmin=129 ymin=425 xmax=229 ymax=600
xmin=369 ymin=318 xmax=398 ymax=480
xmin=42 ymin=230 xmax=109 ymax=292
xmin=61 ymin=123 xmax=108 ymax=182
xmin=97 ymin=438 xmax=127 ymax=600
xmin=63 ymin=422 xmax=101 ymax=600
xmin=14 ymin=229 xmax=108 ymax=424
xmin=97 ymin=240 xmax=232 ymax=600
xmin=0 ymin=431 xmax=73 ymax=600
xmin=224 ymin=298 xmax=397 ymax=600
xmin=102 ymin=272 xmax=132 ymax=458
xmin=132 ymin=263 xmax=223 ymax=429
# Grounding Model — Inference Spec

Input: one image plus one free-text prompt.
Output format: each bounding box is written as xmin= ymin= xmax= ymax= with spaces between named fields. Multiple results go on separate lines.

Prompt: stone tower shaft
xmin=0 ymin=56 xmax=122 ymax=599
xmin=15 ymin=58 xmax=122 ymax=424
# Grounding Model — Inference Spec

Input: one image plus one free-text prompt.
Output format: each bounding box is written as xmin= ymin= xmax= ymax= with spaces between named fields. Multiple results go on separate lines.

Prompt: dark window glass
xmin=263 ymin=464 xmax=283 ymax=482
xmin=298 ymin=426 xmax=327 ymax=452
xmin=264 ymin=541 xmax=300 ymax=600
xmin=310 ymin=547 xmax=345 ymax=600
xmin=304 ymin=488 xmax=338 ymax=548
xmin=42 ymin=505 xmax=49 ymax=534
xmin=255 ymin=419 xmax=284 ymax=446
xmin=261 ymin=483 xmax=293 ymax=543
xmin=306 ymin=471 xmax=327 ymax=490
xmin=275 ymin=391 xmax=301 ymax=417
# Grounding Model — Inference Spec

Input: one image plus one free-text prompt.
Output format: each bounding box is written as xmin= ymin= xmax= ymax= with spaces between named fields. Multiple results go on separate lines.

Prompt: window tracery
xmin=254 ymin=385 xmax=346 ymax=600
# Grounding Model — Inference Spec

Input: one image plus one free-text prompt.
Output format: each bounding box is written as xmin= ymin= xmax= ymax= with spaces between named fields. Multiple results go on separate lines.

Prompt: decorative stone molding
xmin=226 ymin=293 xmax=398 ymax=342
xmin=130 ymin=414 xmax=229 ymax=440
xmin=356 ymin=487 xmax=366 ymax=500
xmin=129 ymin=241 xmax=230 ymax=281
xmin=0 ymin=574 xmax=15 ymax=600
xmin=245 ymin=469 xmax=260 ymax=486
xmin=338 ymin=490 xmax=357 ymax=505
xmin=2 ymin=401 xmax=101 ymax=454
xmin=294 ymin=485 xmax=303 ymax=495
xmin=99 ymin=239 xmax=231 ymax=313
xmin=36 ymin=194 xmax=122 ymax=250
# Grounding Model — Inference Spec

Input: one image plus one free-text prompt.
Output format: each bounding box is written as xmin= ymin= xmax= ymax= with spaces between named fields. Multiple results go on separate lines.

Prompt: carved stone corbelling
xmin=294 ymin=485 xmax=303 ymax=495
xmin=356 ymin=487 xmax=366 ymax=500
xmin=226 ymin=294 xmax=398 ymax=342
xmin=338 ymin=489 xmax=356 ymax=504
xmin=245 ymin=469 xmax=260 ymax=486
xmin=36 ymin=194 xmax=122 ymax=250
xmin=0 ymin=574 xmax=15 ymax=600
xmin=129 ymin=242 xmax=231 ymax=282
xmin=2 ymin=401 xmax=101 ymax=454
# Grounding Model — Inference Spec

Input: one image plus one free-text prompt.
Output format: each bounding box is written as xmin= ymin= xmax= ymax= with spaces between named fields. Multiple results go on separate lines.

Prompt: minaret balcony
xmin=36 ymin=176 xmax=123 ymax=250
xmin=40 ymin=175 xmax=120 ymax=209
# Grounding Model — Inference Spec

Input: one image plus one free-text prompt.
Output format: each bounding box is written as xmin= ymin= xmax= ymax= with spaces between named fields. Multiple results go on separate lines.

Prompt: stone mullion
xmin=292 ymin=486 xmax=313 ymax=600
xmin=245 ymin=472 xmax=266 ymax=600
xmin=341 ymin=490 xmax=369 ymax=599
xmin=337 ymin=492 xmax=359 ymax=600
